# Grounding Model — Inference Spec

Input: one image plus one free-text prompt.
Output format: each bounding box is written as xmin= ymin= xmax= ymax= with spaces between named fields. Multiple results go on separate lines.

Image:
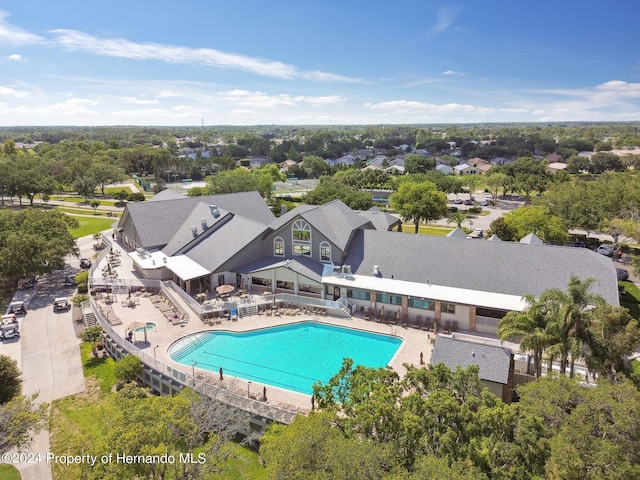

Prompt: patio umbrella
xmin=216 ymin=284 xmax=235 ymax=295
xmin=127 ymin=321 xmax=148 ymax=343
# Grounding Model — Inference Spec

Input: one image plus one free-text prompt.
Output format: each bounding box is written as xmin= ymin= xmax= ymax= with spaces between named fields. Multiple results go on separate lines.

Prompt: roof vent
xmin=201 ymin=218 xmax=208 ymax=230
xmin=209 ymin=205 xmax=220 ymax=218
xmin=191 ymin=226 xmax=198 ymax=237
xmin=373 ymin=265 xmax=380 ymax=276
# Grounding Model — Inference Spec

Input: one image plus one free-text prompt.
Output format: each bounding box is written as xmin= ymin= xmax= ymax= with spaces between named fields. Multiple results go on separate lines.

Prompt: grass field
xmin=68 ymin=215 xmax=117 ymax=239
xmin=0 ymin=465 xmax=21 ymax=480
xmin=49 ymin=343 xmax=266 ymax=479
xmin=399 ymin=223 xmax=454 ymax=236
xmin=619 ymin=280 xmax=640 ymax=320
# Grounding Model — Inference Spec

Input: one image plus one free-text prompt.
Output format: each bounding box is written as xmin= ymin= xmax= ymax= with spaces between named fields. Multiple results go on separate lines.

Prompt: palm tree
xmin=538 ymin=276 xmax=605 ymax=377
xmin=498 ymin=294 xmax=553 ymax=378
xmin=446 ymin=211 xmax=470 ymax=229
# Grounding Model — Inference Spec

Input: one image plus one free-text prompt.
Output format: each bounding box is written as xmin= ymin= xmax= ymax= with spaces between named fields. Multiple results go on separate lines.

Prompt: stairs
xmin=239 ymin=304 xmax=258 ymax=317
xmin=84 ymin=311 xmax=97 ymax=328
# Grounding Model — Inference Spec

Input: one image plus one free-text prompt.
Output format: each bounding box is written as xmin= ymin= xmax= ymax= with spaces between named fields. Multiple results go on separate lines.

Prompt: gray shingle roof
xmin=182 ymin=216 xmax=268 ymax=273
xmin=431 ymin=336 xmax=512 ymax=384
xmin=342 ymin=230 xmax=619 ymax=305
xmin=268 ymin=200 xmax=373 ymax=251
xmin=120 ymin=191 xmax=274 ymax=248
xmin=357 ymin=207 xmax=401 ymax=231
xmin=446 ymin=227 xmax=468 ymax=238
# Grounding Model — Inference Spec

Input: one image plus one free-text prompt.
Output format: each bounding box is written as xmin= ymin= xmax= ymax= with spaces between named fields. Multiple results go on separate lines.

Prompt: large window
xmin=408 ymin=297 xmax=435 ymax=310
xmin=319 ymin=242 xmax=331 ymax=263
xmin=276 ymin=280 xmax=294 ymax=290
xmin=292 ymin=220 xmax=311 ymax=256
xmin=376 ymin=292 xmax=402 ymax=305
xmin=441 ymin=303 xmax=456 ymax=314
xmin=347 ymin=289 xmax=371 ymax=301
xmin=274 ymin=237 xmax=284 ymax=256
xmin=299 ymin=283 xmax=322 ymax=295
xmin=251 ymin=277 xmax=272 ymax=287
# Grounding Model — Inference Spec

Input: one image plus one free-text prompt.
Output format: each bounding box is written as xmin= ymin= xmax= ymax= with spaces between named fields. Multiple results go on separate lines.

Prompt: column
xmin=469 ymin=306 xmax=476 ymax=332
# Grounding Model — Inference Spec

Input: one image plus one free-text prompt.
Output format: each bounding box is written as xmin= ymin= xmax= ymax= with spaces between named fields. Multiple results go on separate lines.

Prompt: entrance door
xmin=333 ymin=286 xmax=340 ymax=301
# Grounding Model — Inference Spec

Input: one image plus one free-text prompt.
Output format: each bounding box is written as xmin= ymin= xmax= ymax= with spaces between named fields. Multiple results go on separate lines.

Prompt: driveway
xmin=3 ymin=255 xmax=87 ymax=480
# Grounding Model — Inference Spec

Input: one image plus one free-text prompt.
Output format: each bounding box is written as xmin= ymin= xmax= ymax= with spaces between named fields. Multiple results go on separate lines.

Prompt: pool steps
xmin=171 ymin=332 xmax=214 ymax=362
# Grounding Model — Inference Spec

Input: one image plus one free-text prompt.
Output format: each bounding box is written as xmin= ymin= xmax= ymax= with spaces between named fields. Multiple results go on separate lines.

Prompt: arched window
xmin=274 ymin=237 xmax=284 ymax=256
xmin=292 ymin=220 xmax=311 ymax=256
xmin=319 ymin=241 xmax=331 ymax=263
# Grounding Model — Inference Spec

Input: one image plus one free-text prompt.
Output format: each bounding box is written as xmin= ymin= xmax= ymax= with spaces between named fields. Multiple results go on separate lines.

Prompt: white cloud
xmin=117 ymin=96 xmax=158 ymax=105
xmin=217 ymin=90 xmax=344 ymax=109
xmin=441 ymin=70 xmax=464 ymax=76
xmin=8 ymin=54 xmax=23 ymax=61
xmin=49 ymin=29 xmax=361 ymax=83
xmin=0 ymin=11 xmax=44 ymax=45
xmin=0 ymin=86 xmax=30 ymax=98
xmin=364 ymin=100 xmax=496 ymax=115
xmin=430 ymin=7 xmax=461 ymax=34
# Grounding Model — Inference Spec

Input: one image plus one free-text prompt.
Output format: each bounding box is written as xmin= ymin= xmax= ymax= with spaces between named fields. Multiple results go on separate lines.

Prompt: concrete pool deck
xmin=101 ymin=290 xmax=436 ymax=412
xmin=89 ymin=236 xmax=514 ymax=414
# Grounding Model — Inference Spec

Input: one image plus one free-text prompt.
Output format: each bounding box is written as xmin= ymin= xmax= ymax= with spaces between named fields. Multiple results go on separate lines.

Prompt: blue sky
xmin=1 ymin=1 xmax=639 ymax=126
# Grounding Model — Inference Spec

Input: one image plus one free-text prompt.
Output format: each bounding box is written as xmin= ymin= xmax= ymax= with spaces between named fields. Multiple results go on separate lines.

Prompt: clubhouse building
xmin=116 ymin=190 xmax=619 ymax=336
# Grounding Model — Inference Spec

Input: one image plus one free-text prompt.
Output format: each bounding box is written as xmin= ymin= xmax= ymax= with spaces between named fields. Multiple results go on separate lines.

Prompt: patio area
xmin=87 ymin=236 xmax=443 ymax=412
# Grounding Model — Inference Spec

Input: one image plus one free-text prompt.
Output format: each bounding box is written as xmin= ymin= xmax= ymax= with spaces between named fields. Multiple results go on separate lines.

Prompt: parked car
xmin=53 ymin=297 xmax=71 ymax=312
xmin=7 ymin=301 xmax=26 ymax=314
xmin=464 ymin=199 xmax=474 ymax=205
xmin=480 ymin=199 xmax=490 ymax=207
xmin=616 ymin=268 xmax=629 ymax=281
xmin=596 ymin=244 xmax=614 ymax=256
xmin=468 ymin=229 xmax=484 ymax=239
xmin=452 ymin=198 xmax=463 ymax=204
xmin=80 ymin=258 xmax=92 ymax=269
xmin=64 ymin=275 xmax=77 ymax=287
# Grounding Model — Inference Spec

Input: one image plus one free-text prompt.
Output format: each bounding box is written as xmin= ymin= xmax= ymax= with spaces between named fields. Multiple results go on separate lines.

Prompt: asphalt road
xmin=2 ymin=248 xmax=89 ymax=480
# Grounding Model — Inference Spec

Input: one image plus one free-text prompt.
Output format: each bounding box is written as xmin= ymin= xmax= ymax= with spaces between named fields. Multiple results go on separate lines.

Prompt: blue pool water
xmin=135 ymin=322 xmax=156 ymax=333
xmin=169 ymin=322 xmax=402 ymax=394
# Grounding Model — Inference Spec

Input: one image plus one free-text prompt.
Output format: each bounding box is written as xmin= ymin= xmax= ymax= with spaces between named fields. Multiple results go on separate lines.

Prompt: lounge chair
xmin=451 ymin=320 xmax=459 ymax=333
xmin=422 ymin=317 xmax=433 ymax=331
xmin=413 ymin=316 xmax=424 ymax=329
xmin=444 ymin=320 xmax=452 ymax=334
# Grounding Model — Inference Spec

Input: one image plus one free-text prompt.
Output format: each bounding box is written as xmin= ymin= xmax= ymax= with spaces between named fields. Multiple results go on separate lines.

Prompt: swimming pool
xmin=169 ymin=322 xmax=402 ymax=394
xmin=135 ymin=322 xmax=156 ymax=333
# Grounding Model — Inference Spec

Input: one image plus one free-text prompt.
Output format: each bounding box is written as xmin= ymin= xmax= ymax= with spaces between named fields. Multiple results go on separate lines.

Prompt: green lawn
xmin=69 ymin=215 xmax=117 ymax=239
xmin=50 ymin=343 xmax=266 ymax=479
xmin=400 ymin=223 xmax=454 ymax=236
xmin=0 ymin=465 xmax=21 ymax=480
xmin=619 ymin=280 xmax=640 ymax=320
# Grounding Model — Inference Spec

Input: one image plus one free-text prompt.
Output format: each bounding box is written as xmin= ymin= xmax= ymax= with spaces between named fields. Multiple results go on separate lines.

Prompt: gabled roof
xmin=184 ymin=215 xmax=268 ymax=273
xmin=357 ymin=207 xmax=401 ymax=231
xmin=267 ymin=200 xmax=374 ymax=251
xmin=162 ymin=203 xmax=231 ymax=256
xmin=446 ymin=227 xmax=468 ymax=238
xmin=431 ymin=336 xmax=512 ymax=384
xmin=235 ymin=256 xmax=324 ymax=283
xmin=519 ymin=233 xmax=543 ymax=245
xmin=118 ymin=191 xmax=274 ymax=248
xmin=341 ymin=229 xmax=619 ymax=304
xmin=149 ymin=189 xmax=183 ymax=201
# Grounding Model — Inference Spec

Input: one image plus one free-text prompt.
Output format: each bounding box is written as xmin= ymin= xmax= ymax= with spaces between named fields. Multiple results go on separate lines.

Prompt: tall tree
xmin=0 ymin=355 xmax=22 ymax=404
xmin=498 ymin=295 xmax=554 ymax=378
xmin=390 ymin=181 xmax=448 ymax=233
